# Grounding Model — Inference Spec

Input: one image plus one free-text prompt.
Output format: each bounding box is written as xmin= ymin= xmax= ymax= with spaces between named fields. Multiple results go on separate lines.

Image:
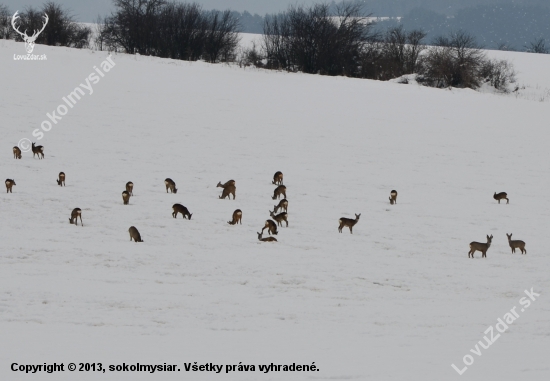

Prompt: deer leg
xmin=506 ymin=198 xmax=509 ymax=204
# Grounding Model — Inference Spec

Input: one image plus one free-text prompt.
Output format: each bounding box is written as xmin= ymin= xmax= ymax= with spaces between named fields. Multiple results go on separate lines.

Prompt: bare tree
xmin=525 ymin=38 xmax=548 ymax=54
xmin=0 ymin=4 xmax=14 ymax=39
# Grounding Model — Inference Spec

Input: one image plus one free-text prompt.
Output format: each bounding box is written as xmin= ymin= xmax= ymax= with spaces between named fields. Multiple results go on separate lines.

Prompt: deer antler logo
xmin=12 ymin=11 xmax=49 ymax=54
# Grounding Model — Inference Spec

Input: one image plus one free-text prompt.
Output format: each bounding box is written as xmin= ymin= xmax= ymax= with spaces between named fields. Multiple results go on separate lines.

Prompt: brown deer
xmin=31 ymin=142 xmax=44 ymax=159
xmin=13 ymin=146 xmax=22 ymax=159
xmin=69 ymin=208 xmax=83 ymax=226
xmin=494 ymin=192 xmax=509 ymax=204
xmin=129 ymin=226 xmax=143 ymax=242
xmin=272 ymin=185 xmax=286 ymax=200
xmin=57 ymin=172 xmax=65 ymax=186
xmin=122 ymin=191 xmax=130 ymax=205
xmin=218 ymin=182 xmax=236 ymax=199
xmin=261 ymin=220 xmax=278 ymax=235
xmin=165 ymin=178 xmax=178 ymax=193
xmin=338 ymin=213 xmax=360 ymax=234
xmin=389 ymin=190 xmax=398 ymax=205
xmin=126 ymin=181 xmax=134 ymax=196
xmin=5 ymin=179 xmax=16 ymax=193
xmin=269 ymin=210 xmax=288 ymax=227
xmin=217 ymin=180 xmax=235 ymax=188
xmin=228 ymin=209 xmax=242 ymax=225
xmin=468 ymin=235 xmax=493 ymax=258
xmin=257 ymin=231 xmax=277 ymax=242
xmin=274 ymin=199 xmax=288 ymax=213
xmin=506 ymin=233 xmax=526 ymax=254
xmin=272 ymin=171 xmax=283 ymax=185
xmin=172 ymin=204 xmax=192 ymax=219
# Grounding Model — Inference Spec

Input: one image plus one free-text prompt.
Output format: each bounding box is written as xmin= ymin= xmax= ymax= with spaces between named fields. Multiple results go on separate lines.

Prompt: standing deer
xmin=257 ymin=232 xmax=277 ymax=242
xmin=274 ymin=199 xmax=288 ymax=213
xmin=69 ymin=208 xmax=83 ymax=226
xmin=228 ymin=209 xmax=242 ymax=225
xmin=261 ymin=220 xmax=278 ymax=235
xmin=269 ymin=210 xmax=288 ymax=227
xmin=31 ymin=143 xmax=44 ymax=159
xmin=122 ymin=191 xmax=130 ymax=205
xmin=494 ymin=192 xmax=509 ymax=204
xmin=217 ymin=181 xmax=236 ymax=200
xmin=272 ymin=185 xmax=286 ymax=200
xmin=5 ymin=179 xmax=16 ymax=193
xmin=468 ymin=235 xmax=493 ymax=258
xmin=272 ymin=171 xmax=283 ymax=185
xmin=506 ymin=233 xmax=526 ymax=254
xmin=126 ymin=181 xmax=134 ymax=196
xmin=129 ymin=226 xmax=143 ymax=242
xmin=172 ymin=204 xmax=192 ymax=219
xmin=13 ymin=146 xmax=22 ymax=159
xmin=57 ymin=172 xmax=65 ymax=186
xmin=12 ymin=11 xmax=49 ymax=54
xmin=389 ymin=190 xmax=398 ymax=205
xmin=165 ymin=178 xmax=178 ymax=193
xmin=338 ymin=213 xmax=360 ymax=234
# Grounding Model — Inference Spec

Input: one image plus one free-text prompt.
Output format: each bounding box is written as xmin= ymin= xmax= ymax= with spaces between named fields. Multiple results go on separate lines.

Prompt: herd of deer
xmin=9 ymin=145 xmax=527 ymax=256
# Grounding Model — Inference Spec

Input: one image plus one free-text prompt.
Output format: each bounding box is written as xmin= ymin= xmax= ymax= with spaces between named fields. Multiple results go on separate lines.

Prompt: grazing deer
xmin=13 ymin=146 xmax=22 ymax=159
xmin=269 ymin=210 xmax=288 ymax=227
xmin=217 ymin=180 xmax=235 ymax=188
xmin=494 ymin=192 xmax=509 ymax=204
xmin=5 ymin=179 xmax=16 ymax=193
xmin=274 ymin=199 xmax=288 ymax=213
xmin=272 ymin=185 xmax=286 ymax=200
xmin=31 ymin=142 xmax=44 ymax=159
xmin=506 ymin=233 xmax=526 ymax=254
xmin=129 ymin=226 xmax=143 ymax=242
xmin=69 ymin=208 xmax=83 ymax=226
xmin=261 ymin=220 xmax=278 ymax=235
xmin=228 ymin=209 xmax=242 ymax=225
xmin=338 ymin=213 xmax=361 ymax=234
xmin=172 ymin=203 xmax=192 ymax=219
xmin=57 ymin=172 xmax=65 ymax=186
xmin=126 ymin=181 xmax=134 ymax=196
xmin=165 ymin=178 xmax=178 ymax=193
xmin=468 ymin=235 xmax=493 ymax=258
xmin=122 ymin=191 xmax=130 ymax=205
xmin=218 ymin=184 xmax=236 ymax=200
xmin=272 ymin=171 xmax=283 ymax=185
xmin=389 ymin=190 xmax=398 ymax=205
xmin=257 ymin=231 xmax=277 ymax=242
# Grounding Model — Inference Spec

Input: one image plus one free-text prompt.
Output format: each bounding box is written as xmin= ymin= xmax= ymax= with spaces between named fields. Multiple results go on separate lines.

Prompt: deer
xmin=274 ymin=199 xmax=288 ymax=213
xmin=506 ymin=233 xmax=526 ymax=254
xmin=257 ymin=231 xmax=277 ymax=242
xmin=129 ymin=226 xmax=143 ymax=242
xmin=468 ymin=235 xmax=493 ymax=258
xmin=389 ymin=190 xmax=398 ymax=205
xmin=269 ymin=210 xmax=288 ymax=227
xmin=217 ymin=181 xmax=236 ymax=199
xmin=494 ymin=192 xmax=509 ymax=204
xmin=57 ymin=172 xmax=65 ymax=186
xmin=228 ymin=209 xmax=242 ymax=225
xmin=338 ymin=213 xmax=360 ymax=234
xmin=13 ymin=146 xmax=22 ymax=159
xmin=165 ymin=178 xmax=178 ymax=193
xmin=31 ymin=142 xmax=44 ymax=159
xmin=126 ymin=181 xmax=134 ymax=196
xmin=272 ymin=171 xmax=283 ymax=185
xmin=5 ymin=179 xmax=16 ymax=193
xmin=272 ymin=185 xmax=286 ymax=200
xmin=12 ymin=11 xmax=49 ymax=54
xmin=172 ymin=204 xmax=192 ymax=219
xmin=69 ymin=208 xmax=83 ymax=226
xmin=122 ymin=191 xmax=130 ymax=205
xmin=261 ymin=220 xmax=278 ymax=235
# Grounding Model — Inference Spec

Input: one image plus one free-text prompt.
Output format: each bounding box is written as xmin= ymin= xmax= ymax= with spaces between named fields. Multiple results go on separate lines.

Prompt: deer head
xmin=12 ymin=11 xmax=49 ymax=53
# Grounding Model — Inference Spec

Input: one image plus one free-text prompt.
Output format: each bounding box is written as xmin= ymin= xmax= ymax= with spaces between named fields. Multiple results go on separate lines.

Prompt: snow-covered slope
xmin=1 ymin=39 xmax=549 ymax=380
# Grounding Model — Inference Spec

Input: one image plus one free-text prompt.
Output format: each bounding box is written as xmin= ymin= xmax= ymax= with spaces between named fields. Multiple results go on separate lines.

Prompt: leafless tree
xmin=0 ymin=4 xmax=14 ymax=39
xmin=525 ymin=38 xmax=548 ymax=54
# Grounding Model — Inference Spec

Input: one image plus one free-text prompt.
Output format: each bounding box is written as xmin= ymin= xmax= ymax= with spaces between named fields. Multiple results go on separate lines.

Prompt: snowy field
xmin=1 ymin=38 xmax=549 ymax=380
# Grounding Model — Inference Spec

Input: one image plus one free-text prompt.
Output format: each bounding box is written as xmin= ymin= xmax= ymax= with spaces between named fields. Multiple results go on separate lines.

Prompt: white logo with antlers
xmin=12 ymin=11 xmax=49 ymax=54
